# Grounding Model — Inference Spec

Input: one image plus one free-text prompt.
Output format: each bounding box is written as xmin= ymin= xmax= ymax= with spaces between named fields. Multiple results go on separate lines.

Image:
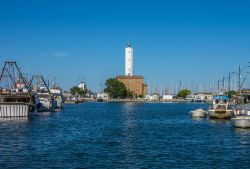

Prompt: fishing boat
xmin=50 ymin=85 xmax=65 ymax=110
xmin=208 ymin=95 xmax=234 ymax=119
xmin=29 ymin=75 xmax=56 ymax=112
xmin=0 ymin=61 xmax=36 ymax=117
xmin=36 ymin=93 xmax=56 ymax=112
xmin=189 ymin=108 xmax=206 ymax=118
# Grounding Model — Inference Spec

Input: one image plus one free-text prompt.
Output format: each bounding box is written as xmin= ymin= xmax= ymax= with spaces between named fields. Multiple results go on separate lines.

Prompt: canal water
xmin=0 ymin=103 xmax=250 ymax=168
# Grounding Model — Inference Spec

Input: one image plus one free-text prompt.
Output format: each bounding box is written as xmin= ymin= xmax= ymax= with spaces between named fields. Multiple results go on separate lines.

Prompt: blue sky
xmin=0 ymin=0 xmax=250 ymax=92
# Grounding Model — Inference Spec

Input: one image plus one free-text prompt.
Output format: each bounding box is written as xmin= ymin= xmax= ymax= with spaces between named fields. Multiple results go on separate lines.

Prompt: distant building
xmin=186 ymin=93 xmax=213 ymax=102
xmin=116 ymin=75 xmax=147 ymax=97
xmin=145 ymin=94 xmax=160 ymax=102
xmin=78 ymin=82 xmax=86 ymax=91
xmin=185 ymin=94 xmax=195 ymax=102
xmin=97 ymin=93 xmax=109 ymax=101
xmin=241 ymin=89 xmax=250 ymax=95
xmin=195 ymin=93 xmax=213 ymax=102
xmin=163 ymin=95 xmax=173 ymax=100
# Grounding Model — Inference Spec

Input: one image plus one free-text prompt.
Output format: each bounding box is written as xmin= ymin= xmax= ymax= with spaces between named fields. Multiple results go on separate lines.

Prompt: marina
xmin=1 ymin=1 xmax=250 ymax=168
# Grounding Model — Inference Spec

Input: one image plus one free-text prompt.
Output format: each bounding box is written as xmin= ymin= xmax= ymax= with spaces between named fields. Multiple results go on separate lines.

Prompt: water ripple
xmin=0 ymin=103 xmax=249 ymax=168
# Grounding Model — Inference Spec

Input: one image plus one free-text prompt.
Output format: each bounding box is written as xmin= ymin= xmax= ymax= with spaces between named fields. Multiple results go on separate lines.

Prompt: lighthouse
xmin=125 ymin=43 xmax=133 ymax=76
xmin=117 ymin=42 xmax=148 ymax=97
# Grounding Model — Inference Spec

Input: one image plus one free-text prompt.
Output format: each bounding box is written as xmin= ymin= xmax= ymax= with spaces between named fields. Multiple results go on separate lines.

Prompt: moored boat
xmin=50 ymin=86 xmax=65 ymax=110
xmin=208 ymin=95 xmax=234 ymax=119
xmin=189 ymin=108 xmax=206 ymax=118
xmin=36 ymin=93 xmax=56 ymax=112
xmin=231 ymin=116 xmax=250 ymax=128
xmin=29 ymin=75 xmax=57 ymax=112
xmin=0 ymin=61 xmax=36 ymax=117
xmin=231 ymin=104 xmax=250 ymax=128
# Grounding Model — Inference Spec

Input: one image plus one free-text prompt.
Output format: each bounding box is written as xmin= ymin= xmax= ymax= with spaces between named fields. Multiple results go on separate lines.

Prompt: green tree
xmin=104 ymin=78 xmax=127 ymax=99
xmin=127 ymin=90 xmax=133 ymax=99
xmin=177 ymin=89 xmax=191 ymax=99
xmin=70 ymin=86 xmax=87 ymax=96
xmin=226 ymin=90 xmax=236 ymax=98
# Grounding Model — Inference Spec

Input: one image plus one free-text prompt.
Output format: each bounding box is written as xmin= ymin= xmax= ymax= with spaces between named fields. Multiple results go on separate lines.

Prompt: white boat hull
xmin=37 ymin=99 xmax=54 ymax=112
xmin=208 ymin=109 xmax=234 ymax=119
xmin=190 ymin=109 xmax=206 ymax=118
xmin=0 ymin=103 xmax=29 ymax=117
xmin=55 ymin=98 xmax=64 ymax=109
xmin=231 ymin=116 xmax=250 ymax=128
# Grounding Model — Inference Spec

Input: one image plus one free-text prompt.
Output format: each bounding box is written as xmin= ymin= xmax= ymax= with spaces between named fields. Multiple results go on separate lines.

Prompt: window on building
xmin=135 ymin=89 xmax=139 ymax=95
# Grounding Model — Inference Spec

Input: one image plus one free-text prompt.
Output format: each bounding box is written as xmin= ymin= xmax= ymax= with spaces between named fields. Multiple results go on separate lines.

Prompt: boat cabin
xmin=212 ymin=95 xmax=229 ymax=110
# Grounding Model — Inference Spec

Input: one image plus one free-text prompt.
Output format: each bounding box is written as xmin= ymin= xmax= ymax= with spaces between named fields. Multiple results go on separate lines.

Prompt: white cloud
xmin=54 ymin=52 xmax=69 ymax=58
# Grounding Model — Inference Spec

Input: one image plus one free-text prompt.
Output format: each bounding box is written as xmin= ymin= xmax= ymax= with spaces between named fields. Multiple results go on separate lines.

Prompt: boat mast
xmin=0 ymin=61 xmax=32 ymax=96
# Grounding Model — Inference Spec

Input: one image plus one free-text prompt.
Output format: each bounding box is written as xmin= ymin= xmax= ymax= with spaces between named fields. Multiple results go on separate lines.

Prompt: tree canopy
xmin=226 ymin=90 xmax=236 ymax=98
xmin=104 ymin=78 xmax=127 ymax=99
xmin=70 ymin=86 xmax=88 ymax=96
xmin=177 ymin=89 xmax=191 ymax=99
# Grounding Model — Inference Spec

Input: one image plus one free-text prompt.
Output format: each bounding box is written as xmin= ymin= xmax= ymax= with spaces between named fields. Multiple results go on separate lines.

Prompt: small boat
xmin=231 ymin=104 xmax=250 ymax=128
xmin=50 ymin=86 xmax=65 ymax=110
xmin=64 ymin=96 xmax=80 ymax=104
xmin=189 ymin=108 xmax=206 ymax=118
xmin=208 ymin=95 xmax=234 ymax=119
xmin=29 ymin=75 xmax=57 ymax=112
xmin=231 ymin=116 xmax=250 ymax=128
xmin=36 ymin=93 xmax=56 ymax=112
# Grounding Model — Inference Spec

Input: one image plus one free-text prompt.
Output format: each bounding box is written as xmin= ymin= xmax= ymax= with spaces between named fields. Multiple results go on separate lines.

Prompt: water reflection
xmin=233 ymin=128 xmax=250 ymax=152
xmin=0 ymin=117 xmax=29 ymax=123
xmin=32 ymin=111 xmax=53 ymax=117
xmin=208 ymin=119 xmax=231 ymax=124
xmin=122 ymin=102 xmax=137 ymax=112
xmin=121 ymin=102 xmax=138 ymax=132
xmin=121 ymin=103 xmax=137 ymax=129
xmin=234 ymin=128 xmax=250 ymax=134
xmin=121 ymin=103 xmax=139 ymax=167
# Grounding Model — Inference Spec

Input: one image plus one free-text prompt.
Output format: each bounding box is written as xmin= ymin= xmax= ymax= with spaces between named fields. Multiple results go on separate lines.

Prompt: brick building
xmin=116 ymin=43 xmax=148 ymax=97
xmin=116 ymin=75 xmax=147 ymax=97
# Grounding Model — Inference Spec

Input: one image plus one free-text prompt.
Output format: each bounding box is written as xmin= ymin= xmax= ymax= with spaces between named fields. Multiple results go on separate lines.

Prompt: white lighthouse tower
xmin=125 ymin=43 xmax=133 ymax=76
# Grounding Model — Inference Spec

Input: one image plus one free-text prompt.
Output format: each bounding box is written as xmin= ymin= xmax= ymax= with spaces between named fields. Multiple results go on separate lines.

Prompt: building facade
xmin=116 ymin=43 xmax=147 ymax=97
xmin=78 ymin=82 xmax=86 ymax=91
xmin=116 ymin=75 xmax=147 ymax=97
